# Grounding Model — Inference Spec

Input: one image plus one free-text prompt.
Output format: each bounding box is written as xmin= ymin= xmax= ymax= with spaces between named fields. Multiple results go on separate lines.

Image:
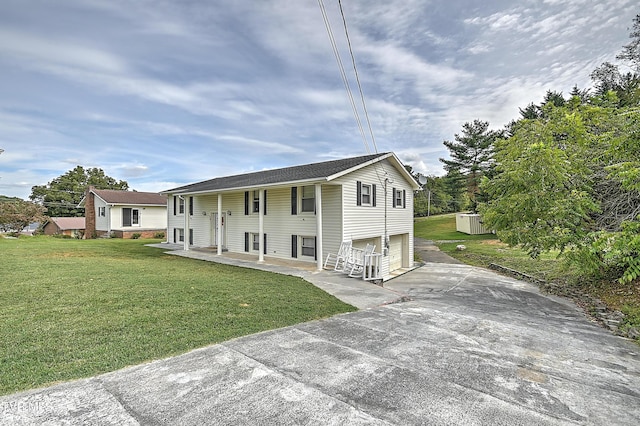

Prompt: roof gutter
xmin=162 ymin=177 xmax=330 ymax=196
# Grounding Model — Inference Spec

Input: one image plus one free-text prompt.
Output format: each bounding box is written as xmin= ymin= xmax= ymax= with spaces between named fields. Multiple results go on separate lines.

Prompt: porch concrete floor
xmin=192 ymin=248 xmax=319 ymax=272
xmin=146 ymin=243 xmax=407 ymax=310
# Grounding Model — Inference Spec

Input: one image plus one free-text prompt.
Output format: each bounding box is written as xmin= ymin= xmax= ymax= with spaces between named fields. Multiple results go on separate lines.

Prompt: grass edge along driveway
xmin=0 ymin=237 xmax=356 ymax=395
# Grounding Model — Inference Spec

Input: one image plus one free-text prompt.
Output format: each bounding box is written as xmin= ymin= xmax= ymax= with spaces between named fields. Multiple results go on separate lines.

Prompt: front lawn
xmin=0 ymin=236 xmax=356 ymax=395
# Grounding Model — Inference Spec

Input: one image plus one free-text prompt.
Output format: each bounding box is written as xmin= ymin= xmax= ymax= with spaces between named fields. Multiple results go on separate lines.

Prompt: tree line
xmin=0 ymin=166 xmax=128 ymax=236
xmin=431 ymin=13 xmax=640 ymax=284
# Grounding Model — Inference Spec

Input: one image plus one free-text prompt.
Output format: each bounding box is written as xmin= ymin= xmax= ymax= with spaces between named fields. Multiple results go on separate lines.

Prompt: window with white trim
xmin=361 ymin=184 xmax=371 ymax=205
xmin=122 ymin=208 xmax=139 ymax=227
xmin=252 ymin=191 xmax=260 ymax=213
xmin=301 ymin=236 xmax=315 ymax=257
xmin=98 ymin=206 xmax=106 ymax=217
xmin=393 ymin=188 xmax=406 ymax=208
xmin=177 ymin=228 xmax=185 ymax=242
xmin=179 ymin=197 xmax=185 ymax=214
xmin=301 ymin=185 xmax=315 ymax=213
xmin=251 ymin=233 xmax=260 ymax=251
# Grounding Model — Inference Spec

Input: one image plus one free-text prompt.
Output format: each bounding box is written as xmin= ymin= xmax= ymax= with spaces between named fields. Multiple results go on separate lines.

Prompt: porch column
xmin=217 ymin=193 xmax=222 ymax=255
xmin=315 ymin=183 xmax=323 ymax=271
xmin=165 ymin=199 xmax=170 ymax=243
xmin=182 ymin=196 xmax=189 ymax=251
xmin=258 ymin=189 xmax=264 ymax=263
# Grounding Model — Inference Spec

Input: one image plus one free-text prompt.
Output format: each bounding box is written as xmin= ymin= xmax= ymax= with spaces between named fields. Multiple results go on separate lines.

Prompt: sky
xmin=0 ymin=0 xmax=637 ymax=199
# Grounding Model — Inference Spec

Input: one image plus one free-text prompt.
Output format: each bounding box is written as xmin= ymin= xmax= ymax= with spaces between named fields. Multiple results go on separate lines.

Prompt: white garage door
xmin=389 ymin=234 xmax=404 ymax=272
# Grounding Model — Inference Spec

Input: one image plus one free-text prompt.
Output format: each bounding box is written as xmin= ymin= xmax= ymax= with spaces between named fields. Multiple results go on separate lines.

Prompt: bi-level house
xmin=162 ymin=152 xmax=420 ymax=281
xmin=81 ymin=188 xmax=167 ymax=238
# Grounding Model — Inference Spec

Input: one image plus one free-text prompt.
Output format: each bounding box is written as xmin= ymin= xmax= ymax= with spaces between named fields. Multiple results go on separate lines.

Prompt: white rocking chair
xmin=324 ymin=240 xmax=352 ymax=271
xmin=345 ymin=244 xmax=376 ymax=278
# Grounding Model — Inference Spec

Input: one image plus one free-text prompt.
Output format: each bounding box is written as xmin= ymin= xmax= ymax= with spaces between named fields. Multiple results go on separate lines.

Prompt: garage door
xmin=389 ymin=234 xmax=404 ymax=272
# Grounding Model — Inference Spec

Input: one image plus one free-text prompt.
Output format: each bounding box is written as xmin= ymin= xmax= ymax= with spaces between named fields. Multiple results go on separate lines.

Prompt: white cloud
xmin=0 ymin=0 xmax=635 ymax=198
xmin=0 ymin=28 xmax=126 ymax=74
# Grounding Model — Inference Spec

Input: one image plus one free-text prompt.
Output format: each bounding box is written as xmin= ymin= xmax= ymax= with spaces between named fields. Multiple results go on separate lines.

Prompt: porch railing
xmin=363 ymin=252 xmax=382 ymax=281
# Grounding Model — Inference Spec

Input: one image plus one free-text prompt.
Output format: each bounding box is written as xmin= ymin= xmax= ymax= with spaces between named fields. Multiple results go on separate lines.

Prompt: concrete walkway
xmin=152 ymin=243 xmax=407 ymax=309
xmin=2 ymin=246 xmax=640 ymax=425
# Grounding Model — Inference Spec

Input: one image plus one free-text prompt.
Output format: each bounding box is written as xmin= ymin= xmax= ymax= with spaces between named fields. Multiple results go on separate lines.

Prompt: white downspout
xmin=217 ymin=193 xmax=222 ymax=255
xmin=165 ymin=198 xmax=170 ymax=243
xmin=315 ymin=183 xmax=323 ymax=271
xmin=107 ymin=205 xmax=112 ymax=236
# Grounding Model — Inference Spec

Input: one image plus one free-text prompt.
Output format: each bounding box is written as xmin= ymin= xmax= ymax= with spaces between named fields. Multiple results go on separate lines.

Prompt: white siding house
xmin=81 ymin=188 xmax=167 ymax=238
xmin=163 ymin=152 xmax=420 ymax=281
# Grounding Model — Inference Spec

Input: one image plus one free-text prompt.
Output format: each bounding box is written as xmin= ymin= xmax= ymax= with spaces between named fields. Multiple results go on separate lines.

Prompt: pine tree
xmin=439 ymin=119 xmax=503 ymax=211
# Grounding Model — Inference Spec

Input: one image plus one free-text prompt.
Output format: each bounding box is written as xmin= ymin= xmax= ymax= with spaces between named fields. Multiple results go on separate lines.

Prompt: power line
xmin=337 ymin=0 xmax=380 ymax=155
xmin=319 ymin=0 xmax=389 ymax=186
xmin=317 ymin=0 xmax=371 ymax=153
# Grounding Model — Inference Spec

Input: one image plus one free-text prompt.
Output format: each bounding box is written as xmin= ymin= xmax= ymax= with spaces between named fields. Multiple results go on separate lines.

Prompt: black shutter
xmin=189 ymin=197 xmax=193 ymax=216
xmin=264 ymin=233 xmax=267 ymax=255
xmin=356 ymin=181 xmax=362 ymax=206
xmin=263 ymin=190 xmax=267 ymax=215
xmin=244 ymin=232 xmax=249 ymax=252
xmin=291 ymin=187 xmax=297 ymax=215
xmin=403 ymin=190 xmax=406 ymax=208
xmin=372 ymin=184 xmax=377 ymax=207
xmin=173 ymin=196 xmax=177 ymax=216
xmin=244 ymin=191 xmax=249 ymax=215
xmin=189 ymin=229 xmax=193 ymax=245
xmin=122 ymin=208 xmax=132 ymax=226
xmin=291 ymin=235 xmax=297 ymax=258
xmin=173 ymin=228 xmax=177 ymax=243
xmin=392 ymin=188 xmax=397 ymax=208
xmin=314 ymin=236 xmax=317 ymax=261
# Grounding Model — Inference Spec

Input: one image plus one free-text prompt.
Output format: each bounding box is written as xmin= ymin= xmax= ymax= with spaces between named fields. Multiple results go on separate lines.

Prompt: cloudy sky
xmin=0 ymin=0 xmax=636 ymax=199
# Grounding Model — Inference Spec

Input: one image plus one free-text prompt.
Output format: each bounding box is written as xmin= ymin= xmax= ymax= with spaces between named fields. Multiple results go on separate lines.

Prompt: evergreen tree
xmin=440 ymin=119 xmax=503 ymax=211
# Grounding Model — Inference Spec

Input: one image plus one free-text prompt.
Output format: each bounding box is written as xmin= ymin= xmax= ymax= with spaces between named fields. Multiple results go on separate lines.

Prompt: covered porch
xmin=147 ymin=242 xmax=407 ymax=309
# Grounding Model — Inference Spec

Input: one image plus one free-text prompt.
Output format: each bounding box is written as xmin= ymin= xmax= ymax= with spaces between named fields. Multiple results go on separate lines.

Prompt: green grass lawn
xmin=415 ymin=214 xmax=570 ymax=283
xmin=0 ymin=236 xmax=356 ymax=395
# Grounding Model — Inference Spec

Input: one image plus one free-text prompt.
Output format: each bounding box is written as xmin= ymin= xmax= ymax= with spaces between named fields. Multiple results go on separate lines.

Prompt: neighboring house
xmin=43 ymin=217 xmax=85 ymax=238
xmin=163 ymin=152 xmax=420 ymax=281
xmin=80 ymin=188 xmax=167 ymax=238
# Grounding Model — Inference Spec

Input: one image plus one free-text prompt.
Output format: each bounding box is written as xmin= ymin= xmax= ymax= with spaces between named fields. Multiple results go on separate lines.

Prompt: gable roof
xmin=91 ymin=189 xmax=167 ymax=206
xmin=48 ymin=217 xmax=86 ymax=230
xmin=164 ymin=152 xmax=420 ymax=195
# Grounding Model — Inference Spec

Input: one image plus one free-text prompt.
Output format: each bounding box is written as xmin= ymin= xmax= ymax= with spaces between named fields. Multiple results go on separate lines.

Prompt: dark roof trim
xmin=163 ymin=152 xmax=419 ymax=195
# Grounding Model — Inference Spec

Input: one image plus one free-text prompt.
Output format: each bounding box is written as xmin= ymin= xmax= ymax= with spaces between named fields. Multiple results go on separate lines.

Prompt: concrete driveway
xmin=2 ymin=262 xmax=639 ymax=425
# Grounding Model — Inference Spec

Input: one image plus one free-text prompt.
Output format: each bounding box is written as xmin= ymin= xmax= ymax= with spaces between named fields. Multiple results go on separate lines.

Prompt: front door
xmin=211 ymin=212 xmax=226 ymax=248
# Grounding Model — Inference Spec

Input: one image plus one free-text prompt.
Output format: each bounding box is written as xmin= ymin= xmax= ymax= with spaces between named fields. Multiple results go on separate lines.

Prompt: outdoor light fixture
xmin=202 ymin=211 xmax=207 ymax=216
xmin=227 ymin=210 xmax=232 ymax=216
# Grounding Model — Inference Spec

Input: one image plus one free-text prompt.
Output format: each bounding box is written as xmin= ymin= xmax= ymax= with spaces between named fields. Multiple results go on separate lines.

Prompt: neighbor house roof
xmin=164 ymin=152 xmax=420 ymax=195
xmin=91 ymin=189 xmax=167 ymax=206
xmin=49 ymin=217 xmax=85 ymax=230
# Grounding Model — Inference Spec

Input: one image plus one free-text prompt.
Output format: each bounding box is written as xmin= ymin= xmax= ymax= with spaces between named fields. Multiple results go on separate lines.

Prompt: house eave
xmin=105 ymin=202 xmax=167 ymax=207
xmin=162 ymin=177 xmax=331 ymax=196
xmin=325 ymin=152 xmax=393 ymax=182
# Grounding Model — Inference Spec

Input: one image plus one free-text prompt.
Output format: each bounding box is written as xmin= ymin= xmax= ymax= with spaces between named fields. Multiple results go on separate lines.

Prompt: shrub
xmin=132 ymin=233 xmax=142 ymax=240
xmin=154 ymin=232 xmax=165 ymax=239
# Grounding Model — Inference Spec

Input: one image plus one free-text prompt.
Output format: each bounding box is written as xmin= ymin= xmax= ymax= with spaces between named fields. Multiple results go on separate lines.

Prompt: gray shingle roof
xmin=93 ymin=189 xmax=167 ymax=205
xmin=166 ymin=153 xmax=391 ymax=194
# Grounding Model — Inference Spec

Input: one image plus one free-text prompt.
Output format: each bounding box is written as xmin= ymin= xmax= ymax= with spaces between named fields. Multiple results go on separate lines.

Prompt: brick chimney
xmin=84 ymin=186 xmax=96 ymax=239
